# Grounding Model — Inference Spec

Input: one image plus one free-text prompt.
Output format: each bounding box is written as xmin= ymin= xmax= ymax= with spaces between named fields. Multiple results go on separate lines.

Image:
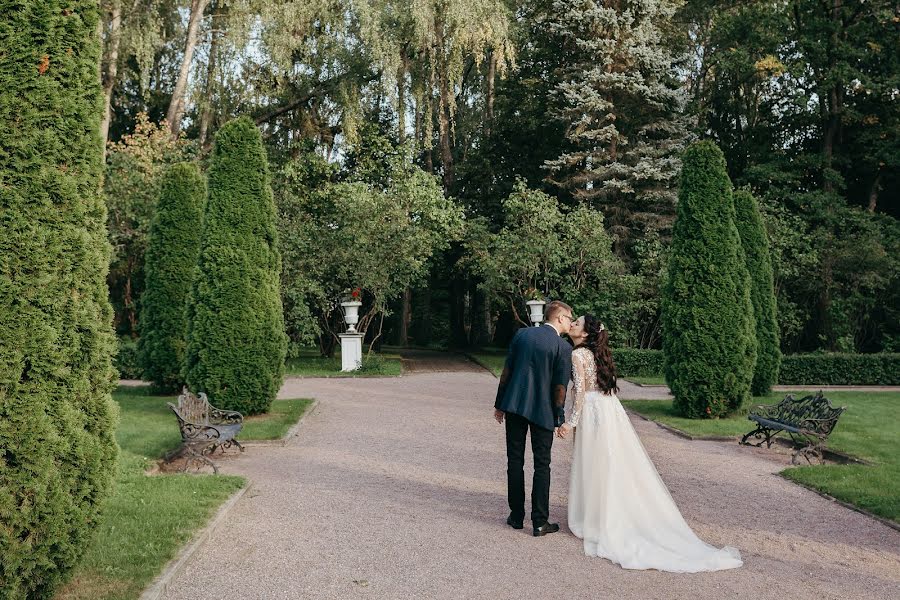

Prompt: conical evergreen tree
xmin=662 ymin=141 xmax=756 ymax=418
xmin=139 ymin=163 xmax=206 ymax=392
xmin=0 ymin=2 xmax=118 ymax=597
xmin=546 ymin=0 xmax=690 ymax=253
xmin=734 ymin=188 xmax=781 ymax=395
xmin=184 ymin=117 xmax=286 ymax=415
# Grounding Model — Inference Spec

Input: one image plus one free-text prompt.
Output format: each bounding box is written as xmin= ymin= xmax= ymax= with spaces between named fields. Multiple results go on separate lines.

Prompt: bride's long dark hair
xmin=576 ymin=314 xmax=618 ymax=394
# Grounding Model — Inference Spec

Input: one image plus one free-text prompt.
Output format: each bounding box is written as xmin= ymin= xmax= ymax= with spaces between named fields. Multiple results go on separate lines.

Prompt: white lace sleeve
xmin=568 ymin=350 xmax=587 ymax=427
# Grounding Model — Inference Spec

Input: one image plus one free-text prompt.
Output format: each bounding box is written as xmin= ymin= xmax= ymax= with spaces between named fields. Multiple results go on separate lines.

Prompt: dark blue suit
xmin=495 ymin=324 xmax=572 ymax=526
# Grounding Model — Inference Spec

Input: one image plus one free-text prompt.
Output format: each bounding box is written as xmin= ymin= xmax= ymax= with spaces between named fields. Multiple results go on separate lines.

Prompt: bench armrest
xmin=209 ymin=407 xmax=243 ymax=425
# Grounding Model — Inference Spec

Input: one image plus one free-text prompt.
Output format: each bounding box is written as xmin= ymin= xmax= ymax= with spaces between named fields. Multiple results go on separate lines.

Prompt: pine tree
xmin=139 ymin=163 xmax=206 ymax=392
xmin=546 ymin=0 xmax=690 ymax=253
xmin=662 ymin=141 xmax=756 ymax=418
xmin=734 ymin=188 xmax=781 ymax=395
xmin=0 ymin=2 xmax=118 ymax=597
xmin=184 ymin=117 xmax=286 ymax=415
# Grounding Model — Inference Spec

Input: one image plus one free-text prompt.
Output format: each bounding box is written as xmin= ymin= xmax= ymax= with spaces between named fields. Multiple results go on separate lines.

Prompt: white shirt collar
xmin=544 ymin=322 xmax=561 ymax=336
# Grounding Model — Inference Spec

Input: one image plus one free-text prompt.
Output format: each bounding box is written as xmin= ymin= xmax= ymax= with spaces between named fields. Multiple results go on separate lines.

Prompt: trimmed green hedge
xmin=614 ymin=349 xmax=899 ymax=386
xmin=734 ymin=189 xmax=781 ymax=395
xmin=184 ymin=117 xmax=287 ymax=415
xmin=0 ymin=1 xmax=119 ymax=597
xmin=662 ymin=141 xmax=757 ymax=417
xmin=613 ymin=348 xmax=663 ymax=377
xmin=779 ymin=353 xmax=900 ymax=386
xmin=115 ymin=336 xmax=143 ymax=380
xmin=138 ymin=163 xmax=205 ymax=392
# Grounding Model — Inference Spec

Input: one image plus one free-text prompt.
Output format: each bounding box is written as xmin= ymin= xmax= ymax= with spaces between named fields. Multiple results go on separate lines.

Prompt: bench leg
xmin=792 ymin=441 xmax=825 ymax=466
xmin=741 ymin=425 xmax=776 ymax=448
xmin=180 ymin=443 xmax=220 ymax=474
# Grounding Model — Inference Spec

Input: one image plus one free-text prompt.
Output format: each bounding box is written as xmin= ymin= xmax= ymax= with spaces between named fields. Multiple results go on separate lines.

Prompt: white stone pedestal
xmin=339 ymin=333 xmax=364 ymax=372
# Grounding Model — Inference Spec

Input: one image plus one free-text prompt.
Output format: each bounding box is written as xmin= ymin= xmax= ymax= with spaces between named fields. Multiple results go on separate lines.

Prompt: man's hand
xmin=556 ymin=423 xmax=572 ymax=439
xmin=494 ymin=409 xmax=505 ymax=424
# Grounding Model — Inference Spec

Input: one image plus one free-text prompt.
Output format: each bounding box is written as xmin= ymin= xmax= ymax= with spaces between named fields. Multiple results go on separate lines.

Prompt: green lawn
xmin=623 ymin=392 xmax=900 ymax=523
xmin=467 ymin=351 xmax=505 ymax=376
xmin=285 ymin=348 xmax=403 ymax=377
xmin=58 ymin=387 xmax=312 ymax=600
xmin=242 ymin=398 xmax=314 ymax=440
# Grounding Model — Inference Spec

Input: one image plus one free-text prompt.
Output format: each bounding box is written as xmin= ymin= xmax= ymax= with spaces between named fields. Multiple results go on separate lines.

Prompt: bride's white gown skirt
xmin=567 ymin=392 xmax=743 ymax=572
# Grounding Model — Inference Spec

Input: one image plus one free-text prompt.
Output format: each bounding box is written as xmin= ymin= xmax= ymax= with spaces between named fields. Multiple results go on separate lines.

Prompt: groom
xmin=494 ymin=300 xmax=574 ymax=536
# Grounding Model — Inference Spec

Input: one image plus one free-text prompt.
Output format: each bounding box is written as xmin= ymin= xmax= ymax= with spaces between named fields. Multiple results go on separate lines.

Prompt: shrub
xmin=779 ymin=353 xmax=900 ymax=386
xmin=734 ymin=189 xmax=781 ymax=395
xmin=184 ymin=117 xmax=287 ymax=415
xmin=661 ymin=141 xmax=757 ymax=418
xmin=0 ymin=2 xmax=119 ymax=597
xmin=138 ymin=163 xmax=205 ymax=392
xmin=115 ymin=336 xmax=143 ymax=380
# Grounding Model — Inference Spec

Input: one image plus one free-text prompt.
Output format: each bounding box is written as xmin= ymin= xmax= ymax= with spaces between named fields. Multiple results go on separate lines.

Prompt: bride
xmin=556 ymin=314 xmax=743 ymax=573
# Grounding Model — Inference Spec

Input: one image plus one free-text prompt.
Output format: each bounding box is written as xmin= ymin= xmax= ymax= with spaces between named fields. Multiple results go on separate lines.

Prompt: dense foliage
xmin=139 ymin=163 xmax=205 ymax=392
xmin=662 ymin=142 xmax=757 ymax=418
xmin=0 ymin=1 xmax=118 ymax=597
xmin=94 ymin=0 xmax=896 ymax=356
xmin=277 ymin=130 xmax=464 ymax=355
xmin=105 ymin=115 xmax=194 ymax=336
xmin=734 ymin=189 xmax=781 ymax=395
xmin=184 ymin=117 xmax=286 ymax=414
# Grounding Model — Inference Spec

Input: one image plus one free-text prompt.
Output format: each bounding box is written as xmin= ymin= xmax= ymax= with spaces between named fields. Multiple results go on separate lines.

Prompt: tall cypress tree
xmin=184 ymin=117 xmax=286 ymax=415
xmin=662 ymin=141 xmax=756 ymax=418
xmin=546 ymin=0 xmax=690 ymax=253
xmin=139 ymin=163 xmax=206 ymax=392
xmin=0 ymin=2 xmax=118 ymax=597
xmin=734 ymin=188 xmax=781 ymax=395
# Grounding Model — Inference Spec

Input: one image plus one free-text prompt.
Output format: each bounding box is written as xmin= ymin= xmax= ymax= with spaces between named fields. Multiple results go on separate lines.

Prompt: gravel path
xmin=162 ymin=373 xmax=900 ymax=600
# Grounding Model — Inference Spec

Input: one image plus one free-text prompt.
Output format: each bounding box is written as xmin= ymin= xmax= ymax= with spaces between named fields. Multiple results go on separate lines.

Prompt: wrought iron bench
xmin=740 ymin=392 xmax=845 ymax=464
xmin=167 ymin=387 xmax=244 ymax=473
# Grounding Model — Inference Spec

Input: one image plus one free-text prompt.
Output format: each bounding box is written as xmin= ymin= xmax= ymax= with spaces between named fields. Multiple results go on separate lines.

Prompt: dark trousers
xmin=505 ymin=412 xmax=554 ymax=526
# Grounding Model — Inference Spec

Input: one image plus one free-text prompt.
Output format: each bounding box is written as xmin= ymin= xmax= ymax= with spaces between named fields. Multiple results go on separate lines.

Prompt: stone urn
xmin=526 ymin=299 xmax=546 ymax=326
xmin=340 ymin=301 xmax=363 ymax=332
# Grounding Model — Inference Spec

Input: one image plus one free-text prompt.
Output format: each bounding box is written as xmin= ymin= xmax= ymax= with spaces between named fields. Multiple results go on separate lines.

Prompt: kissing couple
xmin=493 ymin=300 xmax=742 ymax=572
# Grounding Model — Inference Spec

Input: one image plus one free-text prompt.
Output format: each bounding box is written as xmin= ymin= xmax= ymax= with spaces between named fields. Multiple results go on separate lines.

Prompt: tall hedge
xmin=662 ymin=141 xmax=757 ymax=418
xmin=0 ymin=2 xmax=119 ymax=598
xmin=138 ymin=163 xmax=206 ymax=392
xmin=184 ymin=117 xmax=286 ymax=414
xmin=734 ymin=189 xmax=781 ymax=395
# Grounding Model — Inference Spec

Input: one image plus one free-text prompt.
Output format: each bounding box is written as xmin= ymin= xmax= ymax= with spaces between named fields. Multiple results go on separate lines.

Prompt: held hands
xmin=494 ymin=409 xmax=505 ymax=424
xmin=556 ymin=423 xmax=572 ymax=439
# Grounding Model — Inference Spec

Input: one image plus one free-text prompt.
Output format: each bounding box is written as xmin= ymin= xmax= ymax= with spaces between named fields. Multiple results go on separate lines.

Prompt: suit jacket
xmin=494 ymin=324 xmax=573 ymax=431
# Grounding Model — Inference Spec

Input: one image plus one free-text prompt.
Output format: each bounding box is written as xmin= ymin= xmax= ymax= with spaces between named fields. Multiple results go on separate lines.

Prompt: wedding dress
xmin=566 ymin=347 xmax=743 ymax=572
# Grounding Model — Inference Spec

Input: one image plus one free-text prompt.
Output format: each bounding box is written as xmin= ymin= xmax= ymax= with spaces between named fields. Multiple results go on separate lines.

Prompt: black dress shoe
xmin=506 ymin=515 xmax=524 ymax=530
xmin=533 ymin=522 xmax=560 ymax=537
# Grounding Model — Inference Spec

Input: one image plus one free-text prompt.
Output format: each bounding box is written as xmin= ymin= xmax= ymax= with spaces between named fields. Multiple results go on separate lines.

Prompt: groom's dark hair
xmin=545 ymin=300 xmax=572 ymax=322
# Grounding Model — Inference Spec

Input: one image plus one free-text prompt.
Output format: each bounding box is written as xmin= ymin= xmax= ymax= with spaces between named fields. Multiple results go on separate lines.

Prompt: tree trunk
xmin=434 ymin=13 xmax=454 ymax=192
xmin=418 ymin=283 xmax=433 ymax=346
xmin=397 ymin=53 xmax=408 ymax=144
xmin=438 ymin=74 xmax=454 ymax=192
xmin=166 ymin=0 xmax=209 ymax=137
xmin=100 ymin=0 xmax=123 ymax=159
xmin=485 ymin=50 xmax=496 ymax=137
xmin=398 ymin=287 xmax=411 ymax=346
xmin=199 ymin=5 xmax=223 ymax=147
xmin=867 ymin=171 xmax=881 ymax=213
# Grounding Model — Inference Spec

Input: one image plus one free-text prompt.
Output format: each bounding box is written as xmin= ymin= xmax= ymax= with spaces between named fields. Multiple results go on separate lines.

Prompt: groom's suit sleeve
xmin=495 ymin=329 xmax=523 ymax=409
xmin=551 ymin=342 xmax=573 ymax=427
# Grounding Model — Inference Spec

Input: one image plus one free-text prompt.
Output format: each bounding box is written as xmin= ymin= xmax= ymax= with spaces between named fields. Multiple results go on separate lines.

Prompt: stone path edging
xmin=139 ymin=483 xmax=251 ymax=600
xmin=778 ymin=474 xmax=900 ymax=534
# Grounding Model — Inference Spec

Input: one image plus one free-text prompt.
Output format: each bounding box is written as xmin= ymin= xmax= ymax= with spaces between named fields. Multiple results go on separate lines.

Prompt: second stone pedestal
xmin=339 ymin=333 xmax=364 ymax=372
